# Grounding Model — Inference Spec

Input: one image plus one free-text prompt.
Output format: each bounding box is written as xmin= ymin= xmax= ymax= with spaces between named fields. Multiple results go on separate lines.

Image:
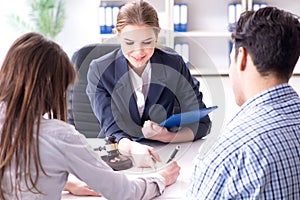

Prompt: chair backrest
xmin=68 ymin=43 xmax=120 ymax=138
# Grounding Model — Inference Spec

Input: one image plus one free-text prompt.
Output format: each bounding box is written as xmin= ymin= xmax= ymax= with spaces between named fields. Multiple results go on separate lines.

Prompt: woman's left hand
xmin=64 ymin=181 xmax=101 ymax=197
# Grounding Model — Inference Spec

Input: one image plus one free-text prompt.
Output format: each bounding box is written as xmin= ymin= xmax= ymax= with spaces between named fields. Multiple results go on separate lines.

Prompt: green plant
xmin=9 ymin=0 xmax=65 ymax=39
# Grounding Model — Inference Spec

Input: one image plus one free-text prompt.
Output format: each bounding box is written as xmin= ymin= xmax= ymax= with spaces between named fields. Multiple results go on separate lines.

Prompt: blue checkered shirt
xmin=186 ymin=84 xmax=300 ymax=199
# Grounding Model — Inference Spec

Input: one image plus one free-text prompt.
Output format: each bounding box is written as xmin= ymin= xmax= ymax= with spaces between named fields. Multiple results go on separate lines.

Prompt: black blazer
xmin=87 ymin=48 xmax=211 ymax=142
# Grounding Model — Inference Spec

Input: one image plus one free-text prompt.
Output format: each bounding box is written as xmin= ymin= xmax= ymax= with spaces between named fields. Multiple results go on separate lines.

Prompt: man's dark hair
xmin=232 ymin=7 xmax=300 ymax=80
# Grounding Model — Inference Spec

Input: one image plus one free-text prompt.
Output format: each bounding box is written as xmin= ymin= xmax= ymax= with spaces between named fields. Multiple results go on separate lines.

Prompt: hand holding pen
xmin=166 ymin=145 xmax=180 ymax=163
xmin=119 ymin=139 xmax=161 ymax=169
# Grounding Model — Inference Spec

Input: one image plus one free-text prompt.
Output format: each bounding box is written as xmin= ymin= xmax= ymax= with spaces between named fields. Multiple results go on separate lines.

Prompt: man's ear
xmin=238 ymin=47 xmax=248 ymax=71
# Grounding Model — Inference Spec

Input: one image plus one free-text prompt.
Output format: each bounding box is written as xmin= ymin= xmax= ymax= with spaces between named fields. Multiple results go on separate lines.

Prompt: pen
xmin=166 ymin=145 xmax=180 ymax=163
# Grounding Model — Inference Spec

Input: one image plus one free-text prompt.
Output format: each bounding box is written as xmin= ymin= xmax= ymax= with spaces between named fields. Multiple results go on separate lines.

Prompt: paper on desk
xmin=159 ymin=106 xmax=218 ymax=129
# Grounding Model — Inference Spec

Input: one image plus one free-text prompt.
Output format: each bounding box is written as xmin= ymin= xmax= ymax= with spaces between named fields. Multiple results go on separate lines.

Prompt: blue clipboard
xmin=159 ymin=106 xmax=218 ymax=128
xmin=135 ymin=106 xmax=217 ymax=142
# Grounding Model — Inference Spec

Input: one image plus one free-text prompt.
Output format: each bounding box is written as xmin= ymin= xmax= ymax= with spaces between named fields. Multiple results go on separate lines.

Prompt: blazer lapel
xmin=113 ymin=49 xmax=169 ymax=124
xmin=146 ymin=64 xmax=166 ymax=103
xmin=142 ymin=52 xmax=168 ymax=120
xmin=113 ymin=51 xmax=141 ymax=125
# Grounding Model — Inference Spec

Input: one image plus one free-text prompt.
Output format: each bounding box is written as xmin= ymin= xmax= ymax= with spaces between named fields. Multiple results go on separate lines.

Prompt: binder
xmin=227 ymin=3 xmax=242 ymax=32
xmin=236 ymin=3 xmax=242 ymax=23
xmin=174 ymin=42 xmax=190 ymax=68
xmin=99 ymin=6 xmax=120 ymax=34
xmin=174 ymin=4 xmax=188 ymax=32
xmin=112 ymin=6 xmax=119 ymax=30
xmin=173 ymin=4 xmax=180 ymax=32
xmin=180 ymin=4 xmax=188 ymax=32
xmin=260 ymin=3 xmax=268 ymax=8
xmin=174 ymin=43 xmax=181 ymax=55
xmin=252 ymin=3 xmax=260 ymax=11
xmin=105 ymin=6 xmax=113 ymax=34
xmin=228 ymin=3 xmax=236 ymax=26
xmin=181 ymin=43 xmax=190 ymax=68
xmin=99 ymin=6 xmax=106 ymax=34
xmin=253 ymin=2 xmax=268 ymax=11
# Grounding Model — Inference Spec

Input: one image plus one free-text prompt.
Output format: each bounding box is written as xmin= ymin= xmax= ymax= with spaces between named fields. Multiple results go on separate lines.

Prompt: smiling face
xmin=119 ymin=25 xmax=157 ymax=72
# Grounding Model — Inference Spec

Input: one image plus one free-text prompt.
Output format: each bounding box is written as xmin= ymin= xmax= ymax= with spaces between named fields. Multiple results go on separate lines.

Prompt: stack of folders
xmin=228 ymin=2 xmax=268 ymax=32
xmin=98 ymin=6 xmax=120 ymax=34
xmin=174 ymin=43 xmax=190 ymax=68
xmin=227 ymin=2 xmax=242 ymax=32
xmin=227 ymin=3 xmax=241 ymax=64
xmin=173 ymin=4 xmax=188 ymax=32
xmin=228 ymin=2 xmax=267 ymax=61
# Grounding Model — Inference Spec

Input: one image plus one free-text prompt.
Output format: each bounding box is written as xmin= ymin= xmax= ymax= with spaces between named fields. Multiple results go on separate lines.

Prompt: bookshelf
xmin=97 ymin=0 xmax=300 ymax=130
xmin=98 ymin=0 xmax=300 ymax=75
xmin=98 ymin=0 xmax=171 ymax=45
xmin=170 ymin=0 xmax=300 ymax=75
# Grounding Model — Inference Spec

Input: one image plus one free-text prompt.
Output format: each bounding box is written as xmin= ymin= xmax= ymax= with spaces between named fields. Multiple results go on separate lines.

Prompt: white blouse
xmin=128 ymin=62 xmax=151 ymax=117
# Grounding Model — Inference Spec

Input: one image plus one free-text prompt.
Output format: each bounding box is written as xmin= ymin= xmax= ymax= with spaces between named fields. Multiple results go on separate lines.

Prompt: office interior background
xmin=1 ymin=0 xmax=299 ymax=133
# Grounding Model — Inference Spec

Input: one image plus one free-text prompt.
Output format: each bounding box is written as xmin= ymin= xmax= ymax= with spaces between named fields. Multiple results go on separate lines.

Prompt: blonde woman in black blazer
xmin=87 ymin=1 xmax=211 ymax=168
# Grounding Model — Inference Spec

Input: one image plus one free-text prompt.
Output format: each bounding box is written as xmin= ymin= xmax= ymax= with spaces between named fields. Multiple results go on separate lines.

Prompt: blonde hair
xmin=115 ymin=1 xmax=160 ymax=33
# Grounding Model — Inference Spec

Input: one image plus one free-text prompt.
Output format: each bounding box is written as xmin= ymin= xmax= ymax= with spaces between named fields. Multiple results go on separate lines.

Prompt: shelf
xmin=98 ymin=0 xmax=300 ymax=78
xmin=293 ymin=64 xmax=300 ymax=75
xmin=190 ymin=63 xmax=300 ymax=77
xmin=189 ymin=65 xmax=229 ymax=76
xmin=190 ymin=69 xmax=300 ymax=77
xmin=98 ymin=34 xmax=170 ymax=46
xmin=173 ymin=31 xmax=231 ymax=38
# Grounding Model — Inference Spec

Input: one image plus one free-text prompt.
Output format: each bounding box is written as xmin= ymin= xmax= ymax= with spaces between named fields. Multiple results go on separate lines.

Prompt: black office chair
xmin=68 ymin=43 xmax=120 ymax=138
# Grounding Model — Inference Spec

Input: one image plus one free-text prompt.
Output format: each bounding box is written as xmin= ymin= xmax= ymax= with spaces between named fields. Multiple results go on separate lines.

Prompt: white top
xmin=0 ymin=103 xmax=164 ymax=200
xmin=128 ymin=62 xmax=151 ymax=117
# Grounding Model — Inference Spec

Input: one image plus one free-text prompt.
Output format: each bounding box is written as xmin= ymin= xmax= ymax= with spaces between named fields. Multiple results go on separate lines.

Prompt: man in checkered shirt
xmin=187 ymin=7 xmax=300 ymax=199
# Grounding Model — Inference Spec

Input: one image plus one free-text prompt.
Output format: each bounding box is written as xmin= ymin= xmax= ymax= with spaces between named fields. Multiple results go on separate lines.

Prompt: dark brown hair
xmin=232 ymin=7 xmax=300 ymax=80
xmin=0 ymin=32 xmax=76 ymax=199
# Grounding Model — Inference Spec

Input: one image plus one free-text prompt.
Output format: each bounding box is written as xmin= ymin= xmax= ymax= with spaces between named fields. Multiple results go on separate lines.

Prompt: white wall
xmin=0 ymin=0 xmax=168 ymax=66
xmin=1 ymin=0 xmax=299 ymax=134
xmin=0 ymin=0 xmax=27 ymax=65
xmin=0 ymin=0 xmax=101 ymax=65
xmin=55 ymin=0 xmax=101 ymax=56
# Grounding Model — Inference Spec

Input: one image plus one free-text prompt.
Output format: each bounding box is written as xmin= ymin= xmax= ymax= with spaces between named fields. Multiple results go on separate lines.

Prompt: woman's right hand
xmin=118 ymin=138 xmax=161 ymax=168
xmin=158 ymin=161 xmax=181 ymax=186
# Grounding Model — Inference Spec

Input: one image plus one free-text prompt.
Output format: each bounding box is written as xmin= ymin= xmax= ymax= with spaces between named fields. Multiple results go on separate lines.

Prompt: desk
xmin=62 ymin=138 xmax=205 ymax=200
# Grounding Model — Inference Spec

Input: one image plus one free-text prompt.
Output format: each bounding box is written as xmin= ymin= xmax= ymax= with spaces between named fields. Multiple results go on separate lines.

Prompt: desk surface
xmin=62 ymin=138 xmax=205 ymax=200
